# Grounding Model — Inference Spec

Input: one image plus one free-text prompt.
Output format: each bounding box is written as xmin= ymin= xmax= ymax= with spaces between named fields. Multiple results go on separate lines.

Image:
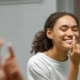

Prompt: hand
xmin=0 ymin=38 xmax=6 ymax=80
xmin=3 ymin=43 xmax=23 ymax=80
xmin=69 ymin=36 xmax=80 ymax=66
xmin=0 ymin=37 xmax=4 ymax=47
xmin=0 ymin=38 xmax=4 ymax=68
xmin=0 ymin=69 xmax=7 ymax=80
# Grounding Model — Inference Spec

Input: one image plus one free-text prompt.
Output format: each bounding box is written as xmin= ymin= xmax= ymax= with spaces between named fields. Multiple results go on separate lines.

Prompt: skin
xmin=0 ymin=69 xmax=7 ymax=80
xmin=0 ymin=38 xmax=23 ymax=80
xmin=68 ymin=36 xmax=80 ymax=80
xmin=0 ymin=38 xmax=6 ymax=80
xmin=44 ymin=15 xmax=79 ymax=61
xmin=44 ymin=15 xmax=80 ymax=80
xmin=3 ymin=44 xmax=23 ymax=80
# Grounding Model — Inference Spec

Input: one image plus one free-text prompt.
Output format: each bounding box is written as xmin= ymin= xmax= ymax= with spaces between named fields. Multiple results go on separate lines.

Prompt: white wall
xmin=74 ymin=0 xmax=80 ymax=42
xmin=57 ymin=0 xmax=74 ymax=13
xmin=0 ymin=0 xmax=57 ymax=80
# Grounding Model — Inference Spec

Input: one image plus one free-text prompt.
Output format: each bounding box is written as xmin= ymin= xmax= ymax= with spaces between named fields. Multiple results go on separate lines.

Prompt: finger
xmin=0 ymin=55 xmax=2 ymax=68
xmin=73 ymin=36 xmax=76 ymax=45
xmin=69 ymin=44 xmax=73 ymax=54
xmin=69 ymin=36 xmax=76 ymax=55
xmin=0 ymin=38 xmax=4 ymax=47
xmin=73 ymin=36 xmax=77 ymax=52
xmin=8 ymin=43 xmax=15 ymax=57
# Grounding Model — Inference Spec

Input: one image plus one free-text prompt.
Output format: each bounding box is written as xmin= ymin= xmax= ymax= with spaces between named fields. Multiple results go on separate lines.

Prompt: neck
xmin=44 ymin=46 xmax=68 ymax=62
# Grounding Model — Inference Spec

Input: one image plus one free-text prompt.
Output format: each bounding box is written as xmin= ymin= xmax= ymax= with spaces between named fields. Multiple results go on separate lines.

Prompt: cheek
xmin=53 ymin=31 xmax=65 ymax=41
xmin=57 ymin=31 xmax=65 ymax=38
xmin=75 ymin=32 xmax=79 ymax=40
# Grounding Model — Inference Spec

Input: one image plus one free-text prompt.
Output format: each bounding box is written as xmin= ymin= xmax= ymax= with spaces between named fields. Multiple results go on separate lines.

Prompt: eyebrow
xmin=60 ymin=25 xmax=78 ymax=28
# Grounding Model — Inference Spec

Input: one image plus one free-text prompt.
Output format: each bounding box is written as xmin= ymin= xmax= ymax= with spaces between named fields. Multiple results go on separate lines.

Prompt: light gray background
xmin=0 ymin=0 xmax=80 ymax=80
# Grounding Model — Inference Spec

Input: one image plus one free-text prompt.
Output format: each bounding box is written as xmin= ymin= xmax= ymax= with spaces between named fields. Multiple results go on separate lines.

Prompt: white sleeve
xmin=27 ymin=67 xmax=50 ymax=80
xmin=27 ymin=59 xmax=51 ymax=80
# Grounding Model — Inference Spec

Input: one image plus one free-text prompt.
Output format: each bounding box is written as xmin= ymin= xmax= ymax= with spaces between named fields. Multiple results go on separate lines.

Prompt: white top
xmin=27 ymin=52 xmax=80 ymax=80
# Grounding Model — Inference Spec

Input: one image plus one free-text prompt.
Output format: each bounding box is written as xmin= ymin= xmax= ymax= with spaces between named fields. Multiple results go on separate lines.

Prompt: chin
xmin=64 ymin=44 xmax=72 ymax=49
xmin=61 ymin=43 xmax=72 ymax=51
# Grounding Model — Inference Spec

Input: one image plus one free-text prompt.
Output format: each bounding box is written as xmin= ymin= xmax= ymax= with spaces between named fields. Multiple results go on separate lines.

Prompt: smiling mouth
xmin=63 ymin=40 xmax=73 ymax=44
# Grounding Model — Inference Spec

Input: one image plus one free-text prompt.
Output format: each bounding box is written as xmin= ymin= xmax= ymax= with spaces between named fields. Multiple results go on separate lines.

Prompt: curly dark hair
xmin=31 ymin=12 xmax=79 ymax=54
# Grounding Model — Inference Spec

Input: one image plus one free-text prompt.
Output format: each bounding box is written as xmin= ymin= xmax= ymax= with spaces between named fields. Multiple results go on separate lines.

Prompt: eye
xmin=61 ymin=28 xmax=67 ymax=31
xmin=72 ymin=27 xmax=78 ymax=32
xmin=73 ymin=29 xmax=78 ymax=31
xmin=72 ymin=28 xmax=78 ymax=32
xmin=60 ymin=26 xmax=68 ymax=31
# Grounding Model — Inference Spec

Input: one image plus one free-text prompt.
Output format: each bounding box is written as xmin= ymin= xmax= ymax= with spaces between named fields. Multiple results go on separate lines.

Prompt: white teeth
xmin=66 ymin=40 xmax=73 ymax=42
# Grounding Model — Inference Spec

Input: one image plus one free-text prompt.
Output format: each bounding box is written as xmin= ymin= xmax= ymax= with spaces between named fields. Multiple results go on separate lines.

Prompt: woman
xmin=27 ymin=12 xmax=80 ymax=80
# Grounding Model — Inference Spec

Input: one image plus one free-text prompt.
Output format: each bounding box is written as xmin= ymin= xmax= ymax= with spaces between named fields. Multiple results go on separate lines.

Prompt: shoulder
xmin=27 ymin=52 xmax=50 ymax=77
xmin=27 ymin=55 xmax=38 ymax=68
xmin=27 ymin=52 xmax=48 ymax=70
xmin=27 ymin=52 xmax=42 ymax=68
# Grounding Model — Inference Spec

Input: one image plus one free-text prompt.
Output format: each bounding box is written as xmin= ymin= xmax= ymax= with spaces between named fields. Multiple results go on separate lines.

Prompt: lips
xmin=63 ymin=39 xmax=73 ymax=44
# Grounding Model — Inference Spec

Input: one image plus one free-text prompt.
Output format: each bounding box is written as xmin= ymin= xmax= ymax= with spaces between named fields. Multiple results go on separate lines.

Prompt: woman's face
xmin=49 ymin=15 xmax=79 ymax=51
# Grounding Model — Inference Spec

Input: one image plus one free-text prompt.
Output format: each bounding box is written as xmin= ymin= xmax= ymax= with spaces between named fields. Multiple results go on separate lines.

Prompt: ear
xmin=46 ymin=28 xmax=53 ymax=39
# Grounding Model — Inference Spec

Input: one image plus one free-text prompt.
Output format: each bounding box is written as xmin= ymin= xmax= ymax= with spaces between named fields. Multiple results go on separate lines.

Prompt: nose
xmin=66 ymin=29 xmax=73 ymax=36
